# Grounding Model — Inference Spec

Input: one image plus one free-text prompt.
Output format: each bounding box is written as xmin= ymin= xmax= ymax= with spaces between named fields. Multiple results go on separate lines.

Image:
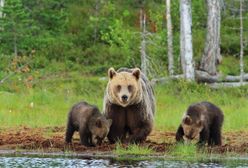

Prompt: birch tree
xmin=93 ymin=0 xmax=100 ymax=45
xmin=240 ymin=0 xmax=244 ymax=84
xmin=140 ymin=8 xmax=148 ymax=76
xmin=166 ymin=0 xmax=174 ymax=76
xmin=200 ymin=0 xmax=221 ymax=75
xmin=0 ymin=0 xmax=4 ymax=18
xmin=180 ymin=0 xmax=194 ymax=81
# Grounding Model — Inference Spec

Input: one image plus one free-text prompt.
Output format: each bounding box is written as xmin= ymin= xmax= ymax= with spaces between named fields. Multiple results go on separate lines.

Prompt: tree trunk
xmin=93 ymin=0 xmax=100 ymax=45
xmin=180 ymin=0 xmax=194 ymax=81
xmin=14 ymin=31 xmax=17 ymax=56
xmin=195 ymin=70 xmax=248 ymax=83
xmin=240 ymin=0 xmax=244 ymax=84
xmin=200 ymin=0 xmax=221 ymax=75
xmin=209 ymin=82 xmax=248 ymax=89
xmin=151 ymin=71 xmax=248 ymax=85
xmin=166 ymin=0 xmax=174 ymax=76
xmin=0 ymin=0 xmax=4 ymax=18
xmin=140 ymin=9 xmax=147 ymax=76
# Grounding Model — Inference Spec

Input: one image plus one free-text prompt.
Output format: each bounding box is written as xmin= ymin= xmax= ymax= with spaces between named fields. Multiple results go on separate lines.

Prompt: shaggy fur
xmin=176 ymin=101 xmax=224 ymax=146
xmin=103 ymin=67 xmax=155 ymax=143
xmin=65 ymin=101 xmax=112 ymax=146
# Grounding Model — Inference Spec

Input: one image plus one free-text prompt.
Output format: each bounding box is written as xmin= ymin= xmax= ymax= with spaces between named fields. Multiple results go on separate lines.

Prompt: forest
xmin=0 ymin=0 xmax=247 ymax=78
xmin=0 ymin=0 xmax=248 ymax=164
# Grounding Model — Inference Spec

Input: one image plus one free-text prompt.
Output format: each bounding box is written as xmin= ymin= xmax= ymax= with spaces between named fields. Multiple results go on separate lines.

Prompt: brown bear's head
xmin=181 ymin=109 xmax=205 ymax=141
xmin=89 ymin=116 xmax=112 ymax=146
xmin=107 ymin=67 xmax=142 ymax=107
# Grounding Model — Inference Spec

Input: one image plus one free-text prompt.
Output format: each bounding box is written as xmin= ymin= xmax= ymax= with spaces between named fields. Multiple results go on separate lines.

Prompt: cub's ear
xmin=197 ymin=115 xmax=205 ymax=127
xmin=108 ymin=67 xmax=116 ymax=79
xmin=107 ymin=119 xmax=112 ymax=126
xmin=197 ymin=120 xmax=203 ymax=127
xmin=132 ymin=68 xmax=141 ymax=80
xmin=183 ymin=115 xmax=192 ymax=125
xmin=95 ymin=118 xmax=102 ymax=128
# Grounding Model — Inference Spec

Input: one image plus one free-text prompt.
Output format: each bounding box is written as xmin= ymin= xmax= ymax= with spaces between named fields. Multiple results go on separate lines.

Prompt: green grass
xmin=0 ymin=72 xmax=106 ymax=127
xmin=114 ymin=143 xmax=153 ymax=156
xmin=169 ymin=143 xmax=199 ymax=158
xmin=155 ymin=80 xmax=248 ymax=132
xmin=0 ymin=71 xmax=248 ymax=131
xmin=168 ymin=143 xmax=246 ymax=161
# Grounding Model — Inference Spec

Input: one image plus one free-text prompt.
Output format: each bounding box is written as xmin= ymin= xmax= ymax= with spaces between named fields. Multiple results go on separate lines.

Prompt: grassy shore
xmin=0 ymin=71 xmax=248 ymax=132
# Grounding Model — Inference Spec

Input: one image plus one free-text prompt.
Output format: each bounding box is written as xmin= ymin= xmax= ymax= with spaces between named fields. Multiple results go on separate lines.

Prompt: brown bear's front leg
xmin=197 ymin=127 xmax=209 ymax=146
xmin=106 ymin=104 xmax=126 ymax=143
xmin=126 ymin=106 xmax=153 ymax=143
xmin=128 ymin=121 xmax=152 ymax=143
xmin=108 ymin=123 xmax=126 ymax=143
xmin=175 ymin=124 xmax=184 ymax=143
xmin=65 ymin=120 xmax=75 ymax=143
xmin=79 ymin=125 xmax=91 ymax=146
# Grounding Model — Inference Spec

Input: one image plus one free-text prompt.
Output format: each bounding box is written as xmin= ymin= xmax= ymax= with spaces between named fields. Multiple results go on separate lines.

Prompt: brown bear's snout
xmin=121 ymin=95 xmax=128 ymax=102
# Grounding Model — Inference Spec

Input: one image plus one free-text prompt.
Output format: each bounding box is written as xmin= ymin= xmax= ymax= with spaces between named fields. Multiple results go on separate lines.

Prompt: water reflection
xmin=0 ymin=156 xmax=248 ymax=168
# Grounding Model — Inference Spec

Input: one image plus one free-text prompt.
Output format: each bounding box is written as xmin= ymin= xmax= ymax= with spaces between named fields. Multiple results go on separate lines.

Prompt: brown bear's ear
xmin=96 ymin=118 xmax=102 ymax=128
xmin=132 ymin=68 xmax=141 ymax=80
xmin=108 ymin=67 xmax=116 ymax=79
xmin=183 ymin=115 xmax=192 ymax=125
xmin=107 ymin=119 xmax=112 ymax=126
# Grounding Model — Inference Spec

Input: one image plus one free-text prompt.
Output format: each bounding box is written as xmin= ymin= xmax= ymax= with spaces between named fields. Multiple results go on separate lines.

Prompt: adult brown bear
xmin=103 ymin=67 xmax=155 ymax=143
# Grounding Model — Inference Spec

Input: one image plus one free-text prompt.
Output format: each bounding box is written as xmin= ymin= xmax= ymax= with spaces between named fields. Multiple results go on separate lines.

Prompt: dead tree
xmin=0 ymin=0 xmax=4 ymax=18
xmin=93 ymin=0 xmax=100 ymax=45
xmin=180 ymin=0 xmax=194 ymax=81
xmin=200 ymin=0 xmax=221 ymax=75
xmin=166 ymin=0 xmax=174 ymax=76
xmin=240 ymin=0 xmax=244 ymax=84
xmin=140 ymin=9 xmax=148 ymax=76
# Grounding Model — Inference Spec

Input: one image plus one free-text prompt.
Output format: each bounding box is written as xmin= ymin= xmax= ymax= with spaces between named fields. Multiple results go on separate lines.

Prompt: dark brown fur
xmin=176 ymin=101 xmax=224 ymax=146
xmin=104 ymin=68 xmax=155 ymax=144
xmin=105 ymin=102 xmax=153 ymax=143
xmin=65 ymin=101 xmax=112 ymax=146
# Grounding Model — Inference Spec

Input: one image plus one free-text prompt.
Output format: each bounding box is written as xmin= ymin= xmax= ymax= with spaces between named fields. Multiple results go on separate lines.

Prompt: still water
xmin=0 ymin=156 xmax=248 ymax=168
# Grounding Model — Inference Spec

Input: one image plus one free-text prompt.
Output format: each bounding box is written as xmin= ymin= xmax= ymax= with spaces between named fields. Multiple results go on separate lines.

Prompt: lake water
xmin=1 ymin=155 xmax=248 ymax=168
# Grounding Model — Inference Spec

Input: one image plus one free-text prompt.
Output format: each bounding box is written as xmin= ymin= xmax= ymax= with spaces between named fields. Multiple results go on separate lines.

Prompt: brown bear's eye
xmin=116 ymin=85 xmax=121 ymax=91
xmin=128 ymin=85 xmax=133 ymax=92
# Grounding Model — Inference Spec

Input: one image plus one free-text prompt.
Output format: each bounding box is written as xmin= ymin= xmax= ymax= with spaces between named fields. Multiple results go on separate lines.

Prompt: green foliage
xmin=0 ymin=0 xmax=34 ymax=55
xmin=0 ymin=0 xmax=247 ymax=75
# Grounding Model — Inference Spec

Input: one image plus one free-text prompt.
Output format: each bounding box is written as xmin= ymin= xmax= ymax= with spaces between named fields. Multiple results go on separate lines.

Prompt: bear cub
xmin=176 ymin=101 xmax=224 ymax=146
xmin=65 ymin=101 xmax=112 ymax=147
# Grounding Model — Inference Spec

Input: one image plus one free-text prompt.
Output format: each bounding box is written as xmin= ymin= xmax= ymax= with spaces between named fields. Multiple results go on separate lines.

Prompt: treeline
xmin=0 ymin=0 xmax=247 ymax=75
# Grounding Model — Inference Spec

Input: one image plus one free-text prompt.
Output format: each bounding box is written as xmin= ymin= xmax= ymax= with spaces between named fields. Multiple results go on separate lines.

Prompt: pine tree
xmin=0 ymin=0 xmax=33 ymax=56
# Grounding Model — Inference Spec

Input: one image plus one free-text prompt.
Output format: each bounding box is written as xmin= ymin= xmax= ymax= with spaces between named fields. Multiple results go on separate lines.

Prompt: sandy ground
xmin=0 ymin=127 xmax=248 ymax=154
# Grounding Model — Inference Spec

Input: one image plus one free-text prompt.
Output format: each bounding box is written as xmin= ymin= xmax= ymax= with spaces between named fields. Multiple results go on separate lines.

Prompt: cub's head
xmin=107 ymin=67 xmax=142 ymax=107
xmin=181 ymin=113 xmax=205 ymax=141
xmin=89 ymin=116 xmax=112 ymax=146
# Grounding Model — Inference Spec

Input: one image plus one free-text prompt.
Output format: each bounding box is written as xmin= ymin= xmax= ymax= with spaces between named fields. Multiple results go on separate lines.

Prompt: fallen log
xmin=151 ymin=70 xmax=248 ymax=87
xmin=195 ymin=70 xmax=248 ymax=83
xmin=208 ymin=82 xmax=248 ymax=89
xmin=150 ymin=74 xmax=184 ymax=85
